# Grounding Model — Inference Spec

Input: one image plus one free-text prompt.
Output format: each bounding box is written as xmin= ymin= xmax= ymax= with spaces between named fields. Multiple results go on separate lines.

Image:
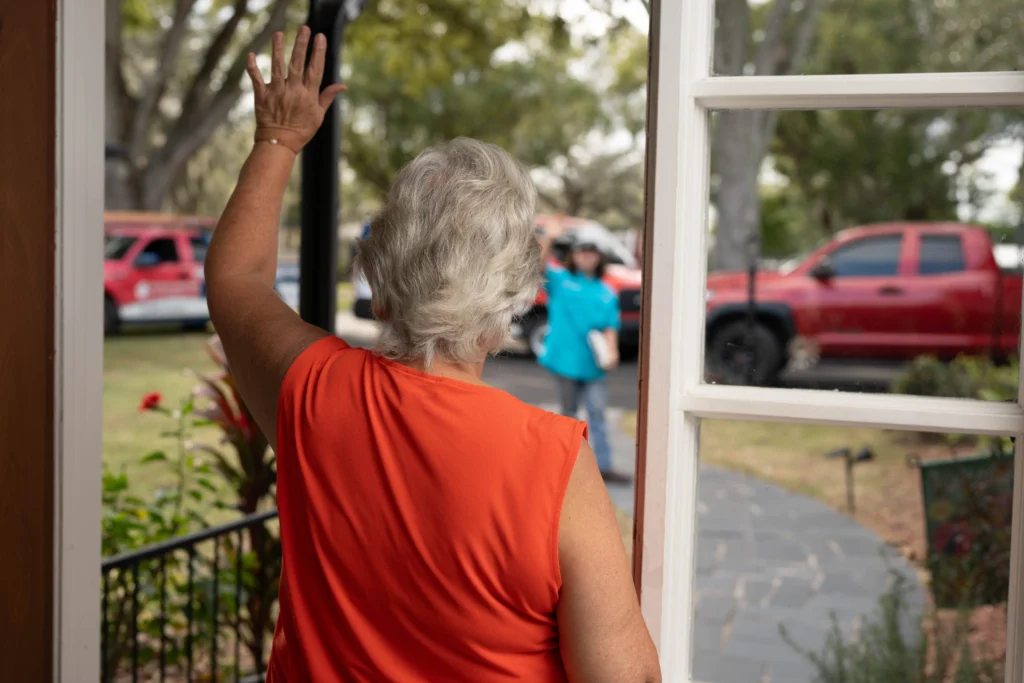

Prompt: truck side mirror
xmin=810 ymin=258 xmax=835 ymax=281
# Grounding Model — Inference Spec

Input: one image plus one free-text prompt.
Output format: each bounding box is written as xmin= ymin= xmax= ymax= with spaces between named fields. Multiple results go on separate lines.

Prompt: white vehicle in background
xmin=352 ymin=221 xmax=375 ymax=319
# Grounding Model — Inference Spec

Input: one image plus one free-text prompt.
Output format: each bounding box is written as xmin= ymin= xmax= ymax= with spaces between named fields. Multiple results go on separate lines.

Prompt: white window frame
xmin=56 ymin=0 xmax=104 ymax=679
xmin=640 ymin=0 xmax=1024 ymax=681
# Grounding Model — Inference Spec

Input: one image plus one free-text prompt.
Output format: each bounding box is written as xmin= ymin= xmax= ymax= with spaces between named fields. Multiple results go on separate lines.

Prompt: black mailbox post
xmin=299 ymin=0 xmax=366 ymax=332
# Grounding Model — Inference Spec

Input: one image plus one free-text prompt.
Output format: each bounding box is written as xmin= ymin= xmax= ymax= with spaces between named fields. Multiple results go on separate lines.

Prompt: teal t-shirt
xmin=539 ymin=264 xmax=621 ymax=382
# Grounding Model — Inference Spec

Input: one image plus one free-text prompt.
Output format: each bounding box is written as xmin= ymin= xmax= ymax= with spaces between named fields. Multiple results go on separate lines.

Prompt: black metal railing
xmin=101 ymin=509 xmax=280 ymax=683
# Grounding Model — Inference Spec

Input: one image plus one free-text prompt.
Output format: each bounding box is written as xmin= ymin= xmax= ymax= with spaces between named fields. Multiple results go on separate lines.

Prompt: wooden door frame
xmin=0 ymin=0 xmax=104 ymax=678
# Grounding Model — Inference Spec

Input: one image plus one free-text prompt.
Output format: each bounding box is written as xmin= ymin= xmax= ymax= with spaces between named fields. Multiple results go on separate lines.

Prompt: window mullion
xmin=693 ymin=72 xmax=1024 ymax=110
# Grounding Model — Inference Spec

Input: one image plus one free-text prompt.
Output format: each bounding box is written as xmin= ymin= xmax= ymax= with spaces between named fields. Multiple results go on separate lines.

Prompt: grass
xmin=337 ymin=282 xmax=354 ymax=312
xmin=104 ymin=284 xmax=354 ymax=494
xmin=103 ymin=330 xmax=221 ymax=493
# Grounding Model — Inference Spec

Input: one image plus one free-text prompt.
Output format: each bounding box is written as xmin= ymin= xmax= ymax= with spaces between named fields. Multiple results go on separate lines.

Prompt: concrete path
xmin=543 ymin=404 xmax=926 ymax=683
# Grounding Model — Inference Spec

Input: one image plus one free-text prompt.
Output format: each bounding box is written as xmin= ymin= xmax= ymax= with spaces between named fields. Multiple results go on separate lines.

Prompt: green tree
xmin=342 ymin=3 xmax=604 ymax=197
xmin=535 ymin=149 xmax=645 ymax=227
xmin=105 ymin=0 xmax=297 ymax=210
xmin=767 ymin=0 xmax=1024 ymax=240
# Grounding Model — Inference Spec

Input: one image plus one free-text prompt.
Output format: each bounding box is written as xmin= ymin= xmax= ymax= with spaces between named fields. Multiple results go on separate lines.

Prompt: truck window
xmin=104 ymin=235 xmax=136 ymax=260
xmin=828 ymin=235 xmax=902 ymax=277
xmin=919 ymin=235 xmax=965 ymax=275
xmin=140 ymin=238 xmax=179 ymax=263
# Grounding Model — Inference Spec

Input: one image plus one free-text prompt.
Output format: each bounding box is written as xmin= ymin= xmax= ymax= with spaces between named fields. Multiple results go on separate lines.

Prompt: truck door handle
xmin=878 ymin=286 xmax=903 ymax=296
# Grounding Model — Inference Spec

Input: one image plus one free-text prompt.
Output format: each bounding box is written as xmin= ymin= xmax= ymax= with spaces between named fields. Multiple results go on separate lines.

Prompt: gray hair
xmin=357 ymin=138 xmax=541 ymax=366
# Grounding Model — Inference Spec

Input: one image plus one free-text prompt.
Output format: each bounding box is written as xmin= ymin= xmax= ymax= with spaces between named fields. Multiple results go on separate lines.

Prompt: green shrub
xmin=893 ymin=356 xmax=1017 ymax=450
xmin=893 ymin=355 xmax=1017 ymax=403
xmin=782 ymin=573 xmax=1001 ymax=683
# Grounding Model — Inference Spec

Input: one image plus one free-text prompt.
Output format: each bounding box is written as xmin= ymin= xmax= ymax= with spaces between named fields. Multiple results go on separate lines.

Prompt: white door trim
xmin=54 ymin=0 xmax=104 ymax=679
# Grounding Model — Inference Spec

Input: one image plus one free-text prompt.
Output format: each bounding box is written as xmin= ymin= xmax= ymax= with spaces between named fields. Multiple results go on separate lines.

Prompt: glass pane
xmin=704 ymin=108 xmax=1023 ymax=399
xmin=691 ymin=419 xmax=1013 ymax=682
xmin=712 ymin=0 xmax=1024 ymax=76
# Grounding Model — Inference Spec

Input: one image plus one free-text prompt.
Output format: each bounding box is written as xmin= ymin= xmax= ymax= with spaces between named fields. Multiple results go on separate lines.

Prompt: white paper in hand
xmin=587 ymin=330 xmax=614 ymax=370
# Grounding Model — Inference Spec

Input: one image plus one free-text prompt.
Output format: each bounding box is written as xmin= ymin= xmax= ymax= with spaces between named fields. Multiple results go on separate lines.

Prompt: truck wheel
xmin=104 ymin=296 xmax=119 ymax=336
xmin=523 ymin=312 xmax=550 ymax=358
xmin=707 ymin=320 xmax=783 ymax=386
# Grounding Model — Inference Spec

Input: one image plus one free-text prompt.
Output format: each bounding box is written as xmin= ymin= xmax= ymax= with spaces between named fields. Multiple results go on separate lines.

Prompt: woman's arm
xmin=204 ymin=27 xmax=345 ymax=447
xmin=557 ymin=441 xmax=661 ymax=682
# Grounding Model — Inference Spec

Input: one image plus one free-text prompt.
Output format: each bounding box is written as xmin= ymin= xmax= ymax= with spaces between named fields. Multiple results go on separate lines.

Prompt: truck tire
xmin=104 ymin=295 xmax=119 ymax=336
xmin=707 ymin=319 xmax=783 ymax=386
xmin=523 ymin=311 xmax=550 ymax=358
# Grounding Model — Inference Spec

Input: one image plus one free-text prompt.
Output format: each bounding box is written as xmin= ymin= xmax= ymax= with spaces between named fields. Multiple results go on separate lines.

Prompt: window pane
xmin=920 ymin=235 xmax=966 ymax=275
xmin=691 ymin=419 xmax=1012 ymax=682
xmin=704 ymin=108 xmax=1022 ymax=398
xmin=142 ymin=238 xmax=179 ymax=263
xmin=104 ymin=235 xmax=136 ymax=260
xmin=712 ymin=0 xmax=1023 ymax=76
xmin=828 ymin=235 xmax=901 ymax=277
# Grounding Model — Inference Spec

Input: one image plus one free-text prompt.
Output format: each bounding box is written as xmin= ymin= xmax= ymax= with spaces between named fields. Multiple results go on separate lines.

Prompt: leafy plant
xmin=187 ymin=335 xmax=280 ymax=668
xmin=101 ymin=394 xmax=220 ymax=680
xmin=893 ymin=355 xmax=1017 ymax=451
xmin=782 ymin=573 xmax=1002 ymax=683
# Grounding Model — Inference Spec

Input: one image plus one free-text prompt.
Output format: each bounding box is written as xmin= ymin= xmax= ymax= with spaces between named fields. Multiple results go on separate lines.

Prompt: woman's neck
xmin=399 ymin=356 xmax=489 ymax=386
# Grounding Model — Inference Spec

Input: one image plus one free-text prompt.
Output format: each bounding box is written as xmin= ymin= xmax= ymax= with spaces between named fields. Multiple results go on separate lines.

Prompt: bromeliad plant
xmin=188 ymin=335 xmax=274 ymax=516
xmin=186 ymin=334 xmax=280 ymax=670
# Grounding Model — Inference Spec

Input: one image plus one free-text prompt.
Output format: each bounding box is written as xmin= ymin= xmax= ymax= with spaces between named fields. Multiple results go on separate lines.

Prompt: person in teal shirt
xmin=539 ymin=240 xmax=627 ymax=482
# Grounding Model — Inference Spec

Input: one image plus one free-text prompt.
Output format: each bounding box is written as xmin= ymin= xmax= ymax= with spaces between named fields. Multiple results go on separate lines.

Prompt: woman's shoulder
xmin=491 ymin=392 xmax=588 ymax=444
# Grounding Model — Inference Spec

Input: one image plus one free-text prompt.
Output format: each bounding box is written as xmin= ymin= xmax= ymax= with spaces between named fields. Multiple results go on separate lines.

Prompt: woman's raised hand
xmin=245 ymin=27 xmax=347 ymax=154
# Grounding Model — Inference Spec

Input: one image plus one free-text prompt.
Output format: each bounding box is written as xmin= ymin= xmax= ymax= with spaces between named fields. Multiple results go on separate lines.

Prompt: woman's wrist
xmin=254 ymin=127 xmax=304 ymax=155
xmin=251 ymin=140 xmax=300 ymax=173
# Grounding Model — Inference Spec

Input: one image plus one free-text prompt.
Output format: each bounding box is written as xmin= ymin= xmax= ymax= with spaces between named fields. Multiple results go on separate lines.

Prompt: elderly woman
xmin=205 ymin=28 xmax=660 ymax=683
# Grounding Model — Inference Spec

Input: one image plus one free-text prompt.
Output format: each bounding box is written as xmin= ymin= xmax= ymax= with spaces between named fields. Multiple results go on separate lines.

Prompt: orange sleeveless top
xmin=268 ymin=336 xmax=586 ymax=682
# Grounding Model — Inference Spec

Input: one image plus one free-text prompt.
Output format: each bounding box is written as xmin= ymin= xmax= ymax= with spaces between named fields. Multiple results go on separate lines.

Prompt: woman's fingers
xmin=271 ymin=32 xmax=286 ymax=83
xmin=318 ymin=83 xmax=348 ymax=109
xmin=289 ymin=26 xmax=310 ymax=81
xmin=305 ymin=33 xmax=326 ymax=91
xmin=245 ymin=52 xmax=266 ymax=96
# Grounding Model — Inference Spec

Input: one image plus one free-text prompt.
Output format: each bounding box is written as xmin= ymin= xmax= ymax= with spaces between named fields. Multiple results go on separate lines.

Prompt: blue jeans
xmin=557 ymin=376 xmax=612 ymax=472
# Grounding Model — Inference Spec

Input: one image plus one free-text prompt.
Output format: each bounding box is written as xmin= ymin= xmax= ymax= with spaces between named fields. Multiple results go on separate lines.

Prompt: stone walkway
xmin=545 ymin=404 xmax=926 ymax=683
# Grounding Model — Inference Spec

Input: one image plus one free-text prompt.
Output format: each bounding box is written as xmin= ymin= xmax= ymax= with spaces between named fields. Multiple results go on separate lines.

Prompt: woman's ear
xmin=372 ymin=303 xmax=389 ymax=321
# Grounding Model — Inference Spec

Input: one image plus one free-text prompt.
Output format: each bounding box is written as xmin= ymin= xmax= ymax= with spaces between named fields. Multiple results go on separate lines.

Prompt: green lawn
xmin=103 ymin=330 xmax=221 ymax=493
xmin=337 ymin=281 xmax=354 ymax=311
xmin=104 ymin=284 xmax=354 ymax=495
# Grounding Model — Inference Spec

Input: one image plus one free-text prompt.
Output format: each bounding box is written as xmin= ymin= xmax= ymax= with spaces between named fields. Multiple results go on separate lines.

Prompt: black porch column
xmin=299 ymin=0 xmax=365 ymax=332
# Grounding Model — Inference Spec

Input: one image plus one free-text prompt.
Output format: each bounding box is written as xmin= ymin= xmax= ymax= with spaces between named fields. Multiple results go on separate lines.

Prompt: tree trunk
xmin=104 ymin=0 xmax=138 ymax=209
xmin=710 ymin=0 xmax=822 ymax=271
xmin=713 ymin=111 xmax=763 ymax=271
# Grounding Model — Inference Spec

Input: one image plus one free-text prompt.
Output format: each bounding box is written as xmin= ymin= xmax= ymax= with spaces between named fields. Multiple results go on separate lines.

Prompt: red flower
xmin=138 ymin=392 xmax=163 ymax=412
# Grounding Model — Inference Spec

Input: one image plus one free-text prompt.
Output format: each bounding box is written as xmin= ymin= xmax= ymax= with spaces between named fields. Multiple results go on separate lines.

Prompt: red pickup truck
xmin=705 ymin=223 xmax=1022 ymax=385
xmin=104 ymin=213 xmax=214 ymax=334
